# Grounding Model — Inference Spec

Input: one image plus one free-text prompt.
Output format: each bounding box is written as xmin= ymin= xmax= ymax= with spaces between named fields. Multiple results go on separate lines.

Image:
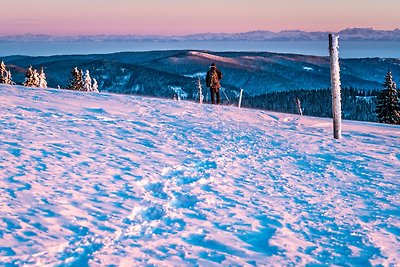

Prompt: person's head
xmin=210 ymin=63 xmax=216 ymax=69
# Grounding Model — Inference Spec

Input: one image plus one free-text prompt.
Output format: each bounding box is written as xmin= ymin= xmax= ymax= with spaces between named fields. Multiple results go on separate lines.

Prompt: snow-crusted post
xmin=197 ymin=77 xmax=203 ymax=104
xmin=295 ymin=97 xmax=303 ymax=116
xmin=329 ymin=34 xmax=342 ymax=139
xmin=238 ymin=89 xmax=243 ymax=108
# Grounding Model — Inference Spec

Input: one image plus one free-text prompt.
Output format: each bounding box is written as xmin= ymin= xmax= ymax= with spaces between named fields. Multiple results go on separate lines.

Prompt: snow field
xmin=0 ymin=85 xmax=399 ymax=266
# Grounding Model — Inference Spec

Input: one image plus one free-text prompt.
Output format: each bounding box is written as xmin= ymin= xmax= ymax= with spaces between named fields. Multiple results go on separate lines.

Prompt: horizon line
xmin=1 ymin=27 xmax=400 ymax=38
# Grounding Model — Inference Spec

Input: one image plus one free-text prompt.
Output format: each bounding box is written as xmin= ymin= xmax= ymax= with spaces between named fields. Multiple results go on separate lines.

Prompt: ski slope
xmin=0 ymin=85 xmax=399 ymax=266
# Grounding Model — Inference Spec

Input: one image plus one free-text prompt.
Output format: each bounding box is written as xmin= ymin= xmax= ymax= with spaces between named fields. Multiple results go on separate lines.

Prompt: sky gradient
xmin=2 ymin=0 xmax=400 ymax=36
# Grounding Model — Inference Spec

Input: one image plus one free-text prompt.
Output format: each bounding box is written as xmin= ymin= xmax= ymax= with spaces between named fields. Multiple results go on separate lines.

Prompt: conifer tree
xmin=23 ymin=66 xmax=36 ymax=87
xmin=79 ymin=69 xmax=84 ymax=91
xmin=0 ymin=61 xmax=14 ymax=84
xmin=0 ymin=61 xmax=6 ymax=83
xmin=376 ymin=71 xmax=400 ymax=124
xmin=83 ymin=70 xmax=92 ymax=91
xmin=92 ymin=78 xmax=99 ymax=93
xmin=33 ymin=69 xmax=40 ymax=87
xmin=67 ymin=67 xmax=83 ymax=90
xmin=6 ymin=71 xmax=13 ymax=85
xmin=38 ymin=67 xmax=47 ymax=88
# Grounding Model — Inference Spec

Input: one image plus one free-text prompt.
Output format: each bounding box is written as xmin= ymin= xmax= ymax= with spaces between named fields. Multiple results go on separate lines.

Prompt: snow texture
xmin=0 ymin=85 xmax=399 ymax=266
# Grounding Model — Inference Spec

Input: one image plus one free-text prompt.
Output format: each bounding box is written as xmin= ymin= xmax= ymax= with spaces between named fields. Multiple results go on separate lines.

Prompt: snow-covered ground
xmin=0 ymin=85 xmax=399 ymax=266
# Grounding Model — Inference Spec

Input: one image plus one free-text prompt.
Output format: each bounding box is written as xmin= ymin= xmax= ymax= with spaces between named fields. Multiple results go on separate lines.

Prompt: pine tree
xmin=83 ymin=70 xmax=92 ymax=91
xmin=67 ymin=67 xmax=83 ymax=90
xmin=0 ymin=61 xmax=13 ymax=84
xmin=376 ymin=71 xmax=400 ymax=124
xmin=38 ymin=67 xmax=47 ymax=88
xmin=23 ymin=66 xmax=36 ymax=87
xmin=79 ymin=69 xmax=84 ymax=90
xmin=6 ymin=70 xmax=13 ymax=85
xmin=32 ymin=69 xmax=40 ymax=87
xmin=92 ymin=78 xmax=99 ymax=93
xmin=0 ymin=61 xmax=6 ymax=83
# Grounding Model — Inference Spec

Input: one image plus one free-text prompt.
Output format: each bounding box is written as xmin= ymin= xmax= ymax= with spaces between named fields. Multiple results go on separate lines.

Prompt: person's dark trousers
xmin=210 ymin=87 xmax=221 ymax=104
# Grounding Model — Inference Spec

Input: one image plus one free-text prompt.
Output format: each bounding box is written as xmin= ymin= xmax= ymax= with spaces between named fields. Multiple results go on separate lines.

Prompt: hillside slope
xmin=0 ymin=85 xmax=399 ymax=266
xmin=4 ymin=51 xmax=400 ymax=100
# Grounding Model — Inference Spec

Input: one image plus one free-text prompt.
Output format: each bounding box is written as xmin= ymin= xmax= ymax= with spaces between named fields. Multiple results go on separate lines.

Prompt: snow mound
xmin=0 ymin=85 xmax=399 ymax=266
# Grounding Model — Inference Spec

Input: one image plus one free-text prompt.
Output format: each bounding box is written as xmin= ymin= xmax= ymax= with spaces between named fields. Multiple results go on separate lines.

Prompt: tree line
xmin=0 ymin=61 xmax=98 ymax=92
xmin=241 ymin=71 xmax=400 ymax=124
xmin=242 ymin=87 xmax=379 ymax=122
xmin=2 ymin=60 xmax=399 ymax=124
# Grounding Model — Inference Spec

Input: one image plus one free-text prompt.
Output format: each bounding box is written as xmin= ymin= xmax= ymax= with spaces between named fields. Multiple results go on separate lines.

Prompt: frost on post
xmin=329 ymin=34 xmax=342 ymax=139
xmin=295 ymin=97 xmax=303 ymax=116
xmin=238 ymin=89 xmax=243 ymax=108
xmin=197 ymin=77 xmax=204 ymax=104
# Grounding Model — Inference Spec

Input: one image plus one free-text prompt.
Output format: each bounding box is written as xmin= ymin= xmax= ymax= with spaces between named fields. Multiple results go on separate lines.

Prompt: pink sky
xmin=2 ymin=0 xmax=399 ymax=36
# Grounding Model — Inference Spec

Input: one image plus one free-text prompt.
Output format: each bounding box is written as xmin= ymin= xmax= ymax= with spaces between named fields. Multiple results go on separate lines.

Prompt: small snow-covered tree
xmin=376 ymin=71 xmax=400 ymax=124
xmin=0 ymin=61 xmax=14 ymax=84
xmin=32 ymin=69 xmax=40 ymax=87
xmin=6 ymin=71 xmax=13 ymax=85
xmin=79 ymin=69 xmax=84 ymax=91
xmin=67 ymin=67 xmax=83 ymax=90
xmin=83 ymin=70 xmax=92 ymax=91
xmin=0 ymin=61 xmax=6 ymax=83
xmin=23 ymin=66 xmax=36 ymax=87
xmin=92 ymin=78 xmax=99 ymax=92
xmin=38 ymin=67 xmax=47 ymax=88
xmin=0 ymin=61 xmax=5 ymax=72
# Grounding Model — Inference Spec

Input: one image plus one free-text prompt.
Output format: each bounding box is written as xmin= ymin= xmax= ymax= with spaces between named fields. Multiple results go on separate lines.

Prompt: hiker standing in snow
xmin=206 ymin=63 xmax=223 ymax=105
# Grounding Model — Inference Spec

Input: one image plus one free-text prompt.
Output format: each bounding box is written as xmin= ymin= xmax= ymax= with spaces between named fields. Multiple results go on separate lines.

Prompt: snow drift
xmin=0 ymin=85 xmax=399 ymax=266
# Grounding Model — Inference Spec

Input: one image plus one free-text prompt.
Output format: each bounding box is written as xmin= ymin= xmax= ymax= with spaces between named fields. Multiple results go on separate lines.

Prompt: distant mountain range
xmin=3 ymin=50 xmax=400 ymax=101
xmin=1 ymin=28 xmax=400 ymax=42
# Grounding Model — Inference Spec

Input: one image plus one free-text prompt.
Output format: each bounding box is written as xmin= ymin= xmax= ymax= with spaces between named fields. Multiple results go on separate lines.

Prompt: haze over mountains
xmin=1 ymin=28 xmax=400 ymax=42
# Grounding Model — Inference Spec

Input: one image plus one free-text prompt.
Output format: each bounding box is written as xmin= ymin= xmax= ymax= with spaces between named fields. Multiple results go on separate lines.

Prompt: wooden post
xmin=238 ymin=89 xmax=243 ymax=108
xmin=197 ymin=77 xmax=203 ymax=104
xmin=295 ymin=97 xmax=303 ymax=116
xmin=329 ymin=34 xmax=342 ymax=139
